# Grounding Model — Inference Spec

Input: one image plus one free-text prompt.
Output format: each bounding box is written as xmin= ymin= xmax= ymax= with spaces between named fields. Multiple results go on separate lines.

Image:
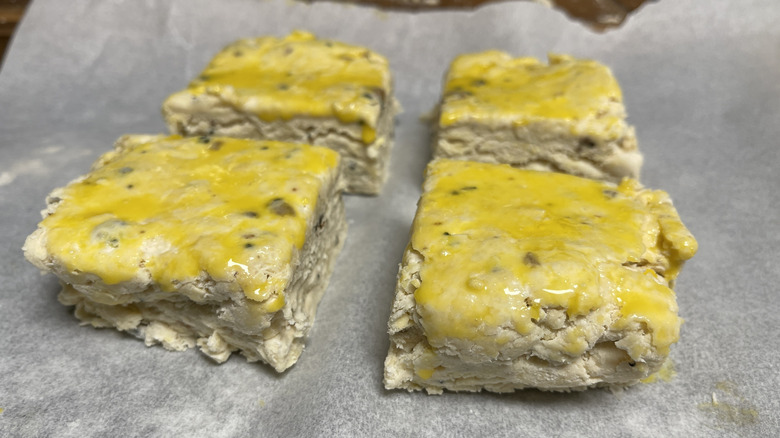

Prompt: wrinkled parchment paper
xmin=1 ymin=0 xmax=778 ymax=436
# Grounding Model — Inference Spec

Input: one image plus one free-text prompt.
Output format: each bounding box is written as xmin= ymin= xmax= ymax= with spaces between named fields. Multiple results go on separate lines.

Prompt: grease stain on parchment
xmin=41 ymin=146 xmax=63 ymax=155
xmin=0 ymin=159 xmax=45 ymax=187
xmin=641 ymin=359 xmax=676 ymax=384
xmin=1 ymin=146 xmax=93 ymax=188
xmin=698 ymin=380 xmax=758 ymax=428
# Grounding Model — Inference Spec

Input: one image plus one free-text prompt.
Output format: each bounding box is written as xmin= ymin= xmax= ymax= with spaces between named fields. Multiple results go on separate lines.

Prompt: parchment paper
xmin=1 ymin=0 xmax=778 ymax=436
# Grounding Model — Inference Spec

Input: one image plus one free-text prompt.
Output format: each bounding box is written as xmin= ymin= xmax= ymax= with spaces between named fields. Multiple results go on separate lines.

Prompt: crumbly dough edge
xmin=162 ymin=88 xmax=400 ymax=195
xmin=432 ymin=101 xmax=642 ymax=183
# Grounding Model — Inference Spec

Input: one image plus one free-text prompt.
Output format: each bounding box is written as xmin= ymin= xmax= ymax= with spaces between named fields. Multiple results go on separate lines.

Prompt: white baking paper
xmin=1 ymin=0 xmax=778 ymax=436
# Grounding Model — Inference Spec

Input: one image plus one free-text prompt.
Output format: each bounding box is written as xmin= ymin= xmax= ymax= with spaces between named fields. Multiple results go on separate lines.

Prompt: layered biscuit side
xmin=162 ymin=31 xmax=399 ymax=195
xmin=433 ymin=52 xmax=642 ymax=183
xmin=384 ymin=160 xmax=697 ymax=393
xmin=23 ymin=135 xmax=346 ymax=372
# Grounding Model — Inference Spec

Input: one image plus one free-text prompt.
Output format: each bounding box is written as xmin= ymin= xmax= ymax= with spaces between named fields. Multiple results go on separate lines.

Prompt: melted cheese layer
xmin=439 ymin=52 xmax=625 ymax=138
xmin=182 ymin=30 xmax=390 ymax=144
xmin=41 ymin=135 xmax=339 ymax=312
xmin=411 ymin=160 xmax=696 ymax=358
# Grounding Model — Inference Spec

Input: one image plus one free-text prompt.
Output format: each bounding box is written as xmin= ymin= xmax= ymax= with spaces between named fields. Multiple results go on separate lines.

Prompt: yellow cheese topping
xmin=439 ymin=52 xmax=625 ymax=138
xmin=183 ymin=30 xmax=390 ymax=144
xmin=40 ymin=135 xmax=339 ymax=313
xmin=411 ymin=160 xmax=696 ymax=359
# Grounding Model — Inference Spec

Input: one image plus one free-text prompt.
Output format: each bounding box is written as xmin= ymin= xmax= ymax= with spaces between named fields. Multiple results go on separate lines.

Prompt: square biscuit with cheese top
xmin=162 ymin=31 xmax=399 ymax=195
xmin=433 ymin=52 xmax=642 ymax=183
xmin=384 ymin=159 xmax=697 ymax=393
xmin=23 ymin=135 xmax=346 ymax=372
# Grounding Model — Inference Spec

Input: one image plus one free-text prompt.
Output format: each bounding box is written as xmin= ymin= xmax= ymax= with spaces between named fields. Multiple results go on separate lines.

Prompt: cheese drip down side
xmin=184 ymin=30 xmax=391 ymax=145
xmin=411 ymin=160 xmax=697 ymax=360
xmin=439 ymin=52 xmax=626 ymax=139
xmin=40 ymin=135 xmax=339 ymax=313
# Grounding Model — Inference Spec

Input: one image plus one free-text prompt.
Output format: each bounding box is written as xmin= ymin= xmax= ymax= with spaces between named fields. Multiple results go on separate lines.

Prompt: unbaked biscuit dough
xmin=433 ymin=52 xmax=642 ymax=183
xmin=384 ymin=159 xmax=697 ymax=393
xmin=163 ymin=31 xmax=400 ymax=195
xmin=24 ymin=135 xmax=346 ymax=372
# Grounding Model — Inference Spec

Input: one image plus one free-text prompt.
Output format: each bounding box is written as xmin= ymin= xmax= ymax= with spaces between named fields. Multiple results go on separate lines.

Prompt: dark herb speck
xmin=198 ymin=135 xmax=211 ymax=144
xmin=523 ymin=252 xmax=541 ymax=267
xmin=579 ymin=137 xmax=596 ymax=149
xmin=268 ymin=198 xmax=296 ymax=216
xmin=119 ymin=167 xmax=133 ymax=174
xmin=315 ymin=214 xmax=326 ymax=231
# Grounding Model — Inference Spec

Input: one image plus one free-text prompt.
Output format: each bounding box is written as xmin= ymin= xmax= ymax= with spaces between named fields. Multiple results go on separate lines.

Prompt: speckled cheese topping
xmin=411 ymin=160 xmax=697 ymax=359
xmin=439 ymin=52 xmax=626 ymax=138
xmin=182 ymin=30 xmax=391 ymax=144
xmin=39 ymin=135 xmax=340 ymax=313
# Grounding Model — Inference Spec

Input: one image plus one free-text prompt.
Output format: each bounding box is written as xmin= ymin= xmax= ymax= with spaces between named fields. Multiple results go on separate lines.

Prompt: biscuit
xmin=163 ymin=31 xmax=399 ymax=195
xmin=433 ymin=52 xmax=642 ymax=183
xmin=384 ymin=159 xmax=697 ymax=393
xmin=23 ymin=135 xmax=346 ymax=372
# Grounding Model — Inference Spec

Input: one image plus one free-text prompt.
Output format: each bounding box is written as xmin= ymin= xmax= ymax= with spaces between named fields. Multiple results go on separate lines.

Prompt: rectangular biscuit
xmin=384 ymin=159 xmax=697 ymax=393
xmin=162 ymin=31 xmax=399 ymax=195
xmin=23 ymin=135 xmax=346 ymax=372
xmin=433 ymin=52 xmax=642 ymax=183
